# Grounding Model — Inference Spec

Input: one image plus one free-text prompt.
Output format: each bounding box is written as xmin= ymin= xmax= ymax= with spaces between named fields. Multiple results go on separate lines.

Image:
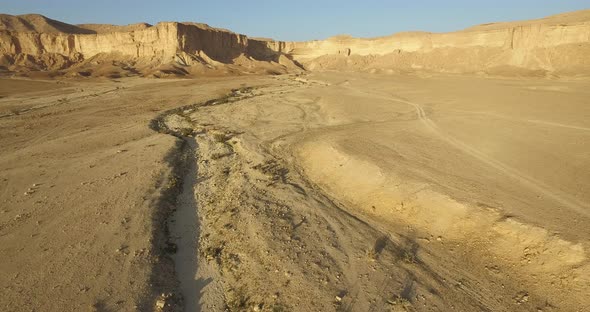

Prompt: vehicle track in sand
xmin=448 ymin=109 xmax=590 ymax=132
xmin=281 ymin=78 xmax=590 ymax=311
xmin=346 ymin=86 xmax=590 ymax=218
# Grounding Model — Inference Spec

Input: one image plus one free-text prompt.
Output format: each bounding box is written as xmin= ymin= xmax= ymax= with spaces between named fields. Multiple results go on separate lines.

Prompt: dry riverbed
xmin=1 ymin=72 xmax=589 ymax=311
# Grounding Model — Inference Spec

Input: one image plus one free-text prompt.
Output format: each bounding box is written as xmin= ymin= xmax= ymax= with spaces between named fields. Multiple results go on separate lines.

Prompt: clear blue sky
xmin=2 ymin=0 xmax=589 ymax=41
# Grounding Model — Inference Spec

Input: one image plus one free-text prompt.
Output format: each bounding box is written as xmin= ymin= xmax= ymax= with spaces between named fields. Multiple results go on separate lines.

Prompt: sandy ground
xmin=0 ymin=76 xmax=267 ymax=311
xmin=1 ymin=72 xmax=589 ymax=311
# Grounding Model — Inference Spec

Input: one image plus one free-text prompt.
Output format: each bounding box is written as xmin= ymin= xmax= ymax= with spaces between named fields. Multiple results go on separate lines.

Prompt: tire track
xmin=362 ymin=89 xmax=590 ymax=218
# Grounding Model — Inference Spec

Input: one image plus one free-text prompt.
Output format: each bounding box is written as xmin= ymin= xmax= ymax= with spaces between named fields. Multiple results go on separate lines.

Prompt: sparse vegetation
xmin=387 ymin=295 xmax=411 ymax=311
xmin=166 ymin=176 xmax=179 ymax=189
xmin=212 ymin=132 xmax=228 ymax=143
xmin=272 ymin=304 xmax=289 ymax=312
xmin=211 ymin=152 xmax=233 ymax=160
xmin=226 ymin=288 xmax=250 ymax=311
xmin=366 ymin=247 xmax=377 ymax=260
xmin=367 ymin=236 xmax=388 ymax=261
xmin=179 ymin=128 xmax=193 ymax=137
xmin=201 ymin=245 xmax=224 ymax=264
xmin=401 ymin=248 xmax=416 ymax=264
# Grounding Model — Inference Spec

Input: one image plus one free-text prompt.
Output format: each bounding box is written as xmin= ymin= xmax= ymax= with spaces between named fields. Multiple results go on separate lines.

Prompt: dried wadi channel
xmin=1 ymin=9 xmax=590 ymax=312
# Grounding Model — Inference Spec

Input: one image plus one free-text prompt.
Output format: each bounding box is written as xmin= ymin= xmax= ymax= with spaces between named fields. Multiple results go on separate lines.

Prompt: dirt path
xmin=355 ymin=88 xmax=590 ymax=217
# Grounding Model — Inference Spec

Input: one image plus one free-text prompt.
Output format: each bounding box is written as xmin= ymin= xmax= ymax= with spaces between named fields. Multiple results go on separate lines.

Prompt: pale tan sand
xmin=1 ymin=8 xmax=590 ymax=312
xmin=171 ymin=72 xmax=590 ymax=311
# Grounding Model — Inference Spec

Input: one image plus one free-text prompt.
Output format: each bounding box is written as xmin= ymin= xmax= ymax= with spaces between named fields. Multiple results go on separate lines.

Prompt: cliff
xmin=0 ymin=14 xmax=300 ymax=77
xmin=1 ymin=10 xmax=589 ymax=78
xmin=285 ymin=10 xmax=590 ymax=76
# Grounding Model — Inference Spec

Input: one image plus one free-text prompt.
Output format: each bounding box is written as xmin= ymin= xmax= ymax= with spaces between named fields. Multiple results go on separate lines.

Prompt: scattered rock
xmin=155 ymin=298 xmax=166 ymax=310
xmin=113 ymin=172 xmax=128 ymax=178
xmin=513 ymin=291 xmax=529 ymax=304
xmin=115 ymin=245 xmax=129 ymax=254
xmin=154 ymin=293 xmax=175 ymax=311
xmin=335 ymin=290 xmax=347 ymax=302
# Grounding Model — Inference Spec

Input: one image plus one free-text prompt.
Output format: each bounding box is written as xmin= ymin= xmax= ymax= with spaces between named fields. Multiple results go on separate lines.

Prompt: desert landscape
xmin=1 ymin=7 xmax=589 ymax=312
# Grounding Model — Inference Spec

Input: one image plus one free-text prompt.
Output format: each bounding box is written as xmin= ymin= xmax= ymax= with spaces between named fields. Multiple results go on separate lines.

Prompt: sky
xmin=1 ymin=1 xmax=589 ymax=41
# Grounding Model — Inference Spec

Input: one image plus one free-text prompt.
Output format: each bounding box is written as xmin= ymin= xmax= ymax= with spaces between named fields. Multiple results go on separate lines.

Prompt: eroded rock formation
xmin=1 ymin=10 xmax=589 ymax=77
xmin=0 ymin=14 xmax=298 ymax=77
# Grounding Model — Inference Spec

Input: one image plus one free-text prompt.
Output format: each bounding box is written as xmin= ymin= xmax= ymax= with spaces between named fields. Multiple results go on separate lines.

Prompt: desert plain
xmin=1 ymin=9 xmax=590 ymax=312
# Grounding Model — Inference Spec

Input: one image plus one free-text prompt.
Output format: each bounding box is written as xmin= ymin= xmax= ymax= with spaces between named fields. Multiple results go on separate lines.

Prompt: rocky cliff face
xmin=0 ymin=22 xmax=178 ymax=61
xmin=0 ymin=10 xmax=589 ymax=77
xmin=0 ymin=14 xmax=298 ymax=77
xmin=284 ymin=10 xmax=590 ymax=76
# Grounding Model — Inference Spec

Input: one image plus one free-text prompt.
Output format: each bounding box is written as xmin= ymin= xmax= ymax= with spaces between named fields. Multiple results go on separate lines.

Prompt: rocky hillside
xmin=1 ymin=10 xmax=589 ymax=78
